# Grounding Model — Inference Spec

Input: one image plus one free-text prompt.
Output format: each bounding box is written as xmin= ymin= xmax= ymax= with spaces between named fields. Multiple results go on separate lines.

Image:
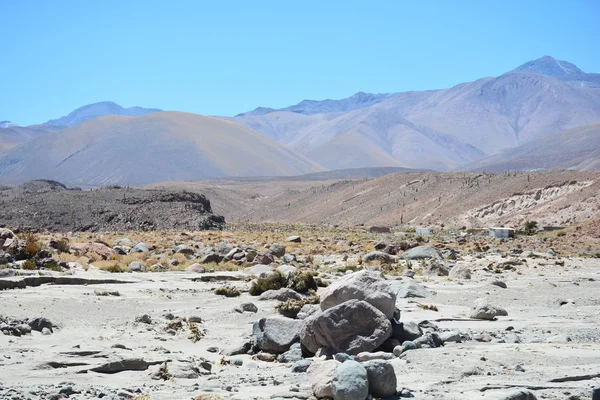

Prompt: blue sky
xmin=1 ymin=0 xmax=599 ymax=126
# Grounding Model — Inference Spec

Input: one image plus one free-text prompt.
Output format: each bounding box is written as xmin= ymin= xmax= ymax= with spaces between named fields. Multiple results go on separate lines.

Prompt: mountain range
xmin=0 ymin=56 xmax=599 ymax=185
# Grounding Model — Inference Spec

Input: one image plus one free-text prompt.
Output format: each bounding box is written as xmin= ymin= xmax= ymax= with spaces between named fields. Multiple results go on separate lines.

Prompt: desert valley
xmin=1 ymin=48 xmax=600 ymax=400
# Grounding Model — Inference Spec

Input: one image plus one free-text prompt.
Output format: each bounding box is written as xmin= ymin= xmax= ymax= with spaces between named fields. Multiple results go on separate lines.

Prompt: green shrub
xmin=22 ymin=260 xmax=37 ymax=270
xmin=249 ymin=271 xmax=287 ymax=296
xmin=289 ymin=271 xmax=318 ymax=293
xmin=523 ymin=221 xmax=538 ymax=235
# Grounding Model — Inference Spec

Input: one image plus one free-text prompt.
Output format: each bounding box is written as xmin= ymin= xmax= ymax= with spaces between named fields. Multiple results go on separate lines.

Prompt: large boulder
xmin=331 ymin=360 xmax=369 ymax=400
xmin=362 ymin=360 xmax=397 ymax=398
xmin=252 ymin=316 xmax=302 ymax=354
xmin=470 ymin=298 xmax=508 ymax=320
xmin=300 ymin=299 xmax=392 ymax=355
xmin=399 ymin=245 xmax=442 ymax=260
xmin=320 ymin=270 xmax=397 ymax=319
xmin=308 ymin=359 xmax=339 ymax=398
xmin=130 ymin=242 xmax=150 ymax=253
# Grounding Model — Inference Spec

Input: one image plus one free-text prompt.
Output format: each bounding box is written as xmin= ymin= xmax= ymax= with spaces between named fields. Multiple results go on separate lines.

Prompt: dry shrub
xmin=214 ymin=286 xmax=241 ymax=297
xmin=22 ymin=260 xmax=37 ymax=270
xmin=249 ymin=271 xmax=287 ymax=296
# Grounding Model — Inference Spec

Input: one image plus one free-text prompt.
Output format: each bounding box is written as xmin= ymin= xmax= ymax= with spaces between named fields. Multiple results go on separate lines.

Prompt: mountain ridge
xmin=45 ymin=101 xmax=162 ymax=127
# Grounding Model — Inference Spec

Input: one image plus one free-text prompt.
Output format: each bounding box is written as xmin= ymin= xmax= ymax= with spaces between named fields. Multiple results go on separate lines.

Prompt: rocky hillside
xmin=0 ymin=181 xmax=224 ymax=232
xmin=157 ymin=171 xmax=600 ymax=229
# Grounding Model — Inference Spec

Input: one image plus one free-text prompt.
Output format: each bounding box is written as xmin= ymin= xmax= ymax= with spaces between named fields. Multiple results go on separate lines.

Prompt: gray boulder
xmin=128 ymin=261 xmax=145 ymax=272
xmin=259 ymin=288 xmax=303 ymax=302
xmin=331 ymin=360 xmax=369 ymax=400
xmin=297 ymin=304 xmax=320 ymax=320
xmin=391 ymin=321 xmax=423 ymax=342
xmin=130 ymin=242 xmax=149 ymax=253
xmin=395 ymin=280 xmax=429 ymax=298
xmin=423 ymin=261 xmax=449 ymax=276
xmin=234 ymin=302 xmax=258 ymax=313
xmin=173 ymin=244 xmax=194 ymax=256
xmin=252 ymin=316 xmax=302 ymax=354
xmin=199 ymin=252 xmax=222 ymax=264
xmin=449 ymin=264 xmax=472 ymax=279
xmin=28 ymin=317 xmax=53 ymax=333
xmin=245 ymin=264 xmax=275 ymax=277
xmin=268 ymin=243 xmax=286 ymax=258
xmin=291 ymin=359 xmax=311 ymax=373
xmin=277 ymin=264 xmax=298 ymax=277
xmin=185 ymin=263 xmax=206 ymax=273
xmin=362 ymin=251 xmax=394 ymax=264
xmin=320 ymin=269 xmax=397 ymax=318
xmin=362 ymin=360 xmax=397 ymax=398
xmin=470 ymin=298 xmax=508 ymax=320
xmin=308 ymin=359 xmax=339 ymax=398
xmin=287 ymin=235 xmax=302 ymax=243
xmin=300 ymin=299 xmax=392 ymax=355
xmin=399 ymin=245 xmax=442 ymax=260
xmin=113 ymin=246 xmax=130 ymax=255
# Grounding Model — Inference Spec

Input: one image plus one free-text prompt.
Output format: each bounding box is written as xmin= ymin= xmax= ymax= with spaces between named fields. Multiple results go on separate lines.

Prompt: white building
xmin=488 ymin=227 xmax=515 ymax=238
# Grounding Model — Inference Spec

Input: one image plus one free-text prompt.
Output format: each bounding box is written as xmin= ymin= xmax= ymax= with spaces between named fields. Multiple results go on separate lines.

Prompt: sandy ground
xmin=1 ymin=255 xmax=600 ymax=400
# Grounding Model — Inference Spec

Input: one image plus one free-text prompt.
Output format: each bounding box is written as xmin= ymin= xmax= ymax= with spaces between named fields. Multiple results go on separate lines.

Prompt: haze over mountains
xmin=0 ymin=56 xmax=599 ymax=185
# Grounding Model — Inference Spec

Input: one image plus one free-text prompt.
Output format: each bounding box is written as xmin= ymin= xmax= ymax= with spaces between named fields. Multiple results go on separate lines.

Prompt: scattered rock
xmin=89 ymin=358 xmax=149 ymax=373
xmin=320 ymin=269 xmax=397 ymax=318
xmin=297 ymin=304 xmax=320 ymax=320
xmin=449 ymin=264 xmax=472 ymax=279
xmin=28 ymin=317 xmax=54 ymax=333
xmin=235 ymin=302 xmax=258 ymax=313
xmin=130 ymin=242 xmax=150 ymax=253
xmin=362 ymin=360 xmax=397 ymax=398
xmin=470 ymin=298 xmax=508 ymax=320
xmin=300 ymin=299 xmax=392 ymax=355
xmin=252 ymin=316 xmax=302 ymax=354
xmin=362 ymin=251 xmax=394 ymax=264
xmin=287 ymin=236 xmax=302 ymax=243
xmin=128 ymin=261 xmax=145 ymax=272
xmin=268 ymin=243 xmax=286 ymax=258
xmin=331 ymin=360 xmax=369 ymax=400
xmin=395 ymin=281 xmax=430 ymax=298
xmin=399 ymin=245 xmax=442 ymax=260
xmin=498 ymin=389 xmax=537 ymax=400
xmin=491 ymin=280 xmax=508 ymax=289
xmin=185 ymin=263 xmax=206 ymax=273
xmin=291 ymin=359 xmax=311 ymax=373
xmin=308 ymin=359 xmax=339 ymax=398
xmin=277 ymin=343 xmax=304 ymax=363
xmin=277 ymin=264 xmax=298 ymax=277
xmin=135 ymin=314 xmax=153 ymax=324
xmin=259 ymin=288 xmax=303 ymax=302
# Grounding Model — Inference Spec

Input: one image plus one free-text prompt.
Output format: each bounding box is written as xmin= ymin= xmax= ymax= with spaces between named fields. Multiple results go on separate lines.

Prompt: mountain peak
xmin=0 ymin=121 xmax=18 ymax=128
xmin=509 ymin=56 xmax=585 ymax=79
xmin=45 ymin=102 xmax=162 ymax=127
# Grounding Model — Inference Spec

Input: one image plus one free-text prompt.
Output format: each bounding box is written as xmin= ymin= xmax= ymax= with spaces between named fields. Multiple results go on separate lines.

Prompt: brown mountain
xmin=0 ymin=112 xmax=324 ymax=186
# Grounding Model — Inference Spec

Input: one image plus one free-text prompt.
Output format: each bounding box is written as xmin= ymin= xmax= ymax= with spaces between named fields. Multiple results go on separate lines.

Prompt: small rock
xmin=449 ymin=264 xmax=472 ymax=279
xmin=268 ymin=243 xmax=286 ymax=258
xmin=498 ymin=390 xmax=537 ymax=400
xmin=185 ymin=263 xmax=206 ymax=273
xmin=287 ymin=236 xmax=302 ymax=243
xmin=470 ymin=298 xmax=508 ymax=320
xmin=234 ymin=302 xmax=258 ymax=313
xmin=41 ymin=327 xmax=52 ymax=335
xmin=130 ymin=242 xmax=149 ymax=253
xmin=491 ymin=280 xmax=508 ymax=289
xmin=308 ymin=359 xmax=339 ymax=398
xmin=395 ymin=280 xmax=429 ymax=298
xmin=135 ymin=314 xmax=153 ymax=324
xmin=258 ymin=288 xmax=303 ymax=302
xmin=128 ymin=261 xmax=145 ymax=272
xmin=291 ymin=359 xmax=311 ymax=373
xmin=28 ymin=317 xmax=53 ymax=333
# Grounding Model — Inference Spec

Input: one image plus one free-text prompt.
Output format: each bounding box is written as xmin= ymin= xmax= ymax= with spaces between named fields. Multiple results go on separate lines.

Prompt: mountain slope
xmin=231 ymin=57 xmax=600 ymax=170
xmin=0 ymin=124 xmax=63 ymax=155
xmin=46 ymin=101 xmax=162 ymax=127
xmin=466 ymin=123 xmax=600 ymax=172
xmin=0 ymin=112 xmax=324 ymax=186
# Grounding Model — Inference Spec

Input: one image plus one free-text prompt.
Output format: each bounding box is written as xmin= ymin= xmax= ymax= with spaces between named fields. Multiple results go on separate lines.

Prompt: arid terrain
xmin=1 ymin=216 xmax=599 ymax=400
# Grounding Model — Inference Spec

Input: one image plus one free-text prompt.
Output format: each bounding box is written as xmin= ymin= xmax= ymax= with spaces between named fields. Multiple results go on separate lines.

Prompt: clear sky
xmin=1 ymin=0 xmax=599 ymax=126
